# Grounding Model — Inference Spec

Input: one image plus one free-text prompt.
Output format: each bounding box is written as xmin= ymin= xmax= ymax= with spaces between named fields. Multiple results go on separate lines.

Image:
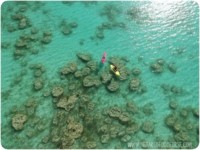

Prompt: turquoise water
xmin=1 ymin=1 xmax=199 ymax=149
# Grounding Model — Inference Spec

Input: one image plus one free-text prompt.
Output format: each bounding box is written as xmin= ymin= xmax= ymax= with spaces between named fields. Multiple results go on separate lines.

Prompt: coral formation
xmin=81 ymin=67 xmax=91 ymax=76
xmin=100 ymin=134 xmax=110 ymax=144
xmin=108 ymin=107 xmax=121 ymax=118
xmin=141 ymin=121 xmax=154 ymax=133
xmin=132 ymin=68 xmax=141 ymax=76
xmin=101 ymin=71 xmax=112 ymax=84
xmin=60 ymin=62 xmax=77 ymax=75
xmin=126 ymin=101 xmax=138 ymax=114
xmin=60 ymin=20 xmax=78 ymax=36
xmin=67 ymin=119 xmax=83 ymax=139
xmin=77 ymin=53 xmax=91 ymax=62
xmin=57 ymin=96 xmax=72 ymax=111
xmin=167 ymin=63 xmax=177 ymax=73
xmin=107 ymin=79 xmax=119 ymax=92
xmin=150 ymin=62 xmax=163 ymax=73
xmin=86 ymin=141 xmax=96 ymax=149
xmin=52 ymin=86 xmax=64 ymax=97
xmin=41 ymin=31 xmax=52 ymax=44
xmin=107 ymin=107 xmax=130 ymax=123
xmin=83 ymin=75 xmax=101 ymax=87
xmin=12 ymin=114 xmax=27 ymax=130
xmin=129 ymin=78 xmax=140 ymax=91
xmin=33 ymin=78 xmax=43 ymax=90
xmin=11 ymin=13 xmax=31 ymax=30
xmin=87 ymin=60 xmax=97 ymax=71
xmin=142 ymin=103 xmax=154 ymax=115
xmin=121 ymin=134 xmax=131 ymax=142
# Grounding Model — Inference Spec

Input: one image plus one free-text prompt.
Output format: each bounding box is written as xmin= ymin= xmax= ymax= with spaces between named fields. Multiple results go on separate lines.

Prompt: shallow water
xmin=1 ymin=1 xmax=199 ymax=149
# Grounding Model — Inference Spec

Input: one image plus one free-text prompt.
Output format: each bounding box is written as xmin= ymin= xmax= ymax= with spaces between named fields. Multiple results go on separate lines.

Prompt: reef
xmin=1 ymin=2 xmax=198 ymax=148
xmin=164 ymin=106 xmax=199 ymax=148
xmin=3 ymin=45 xmax=198 ymax=149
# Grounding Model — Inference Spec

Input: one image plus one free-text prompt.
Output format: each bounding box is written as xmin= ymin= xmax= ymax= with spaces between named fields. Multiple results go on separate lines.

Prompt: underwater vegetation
xmin=1 ymin=1 xmax=199 ymax=149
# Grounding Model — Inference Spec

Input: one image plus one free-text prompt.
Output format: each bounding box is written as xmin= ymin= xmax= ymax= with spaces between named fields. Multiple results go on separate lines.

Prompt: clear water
xmin=1 ymin=1 xmax=199 ymax=149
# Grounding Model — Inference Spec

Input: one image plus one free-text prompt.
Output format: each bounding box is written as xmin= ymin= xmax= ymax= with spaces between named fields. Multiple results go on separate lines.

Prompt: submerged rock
xmin=12 ymin=114 xmax=27 ymax=130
